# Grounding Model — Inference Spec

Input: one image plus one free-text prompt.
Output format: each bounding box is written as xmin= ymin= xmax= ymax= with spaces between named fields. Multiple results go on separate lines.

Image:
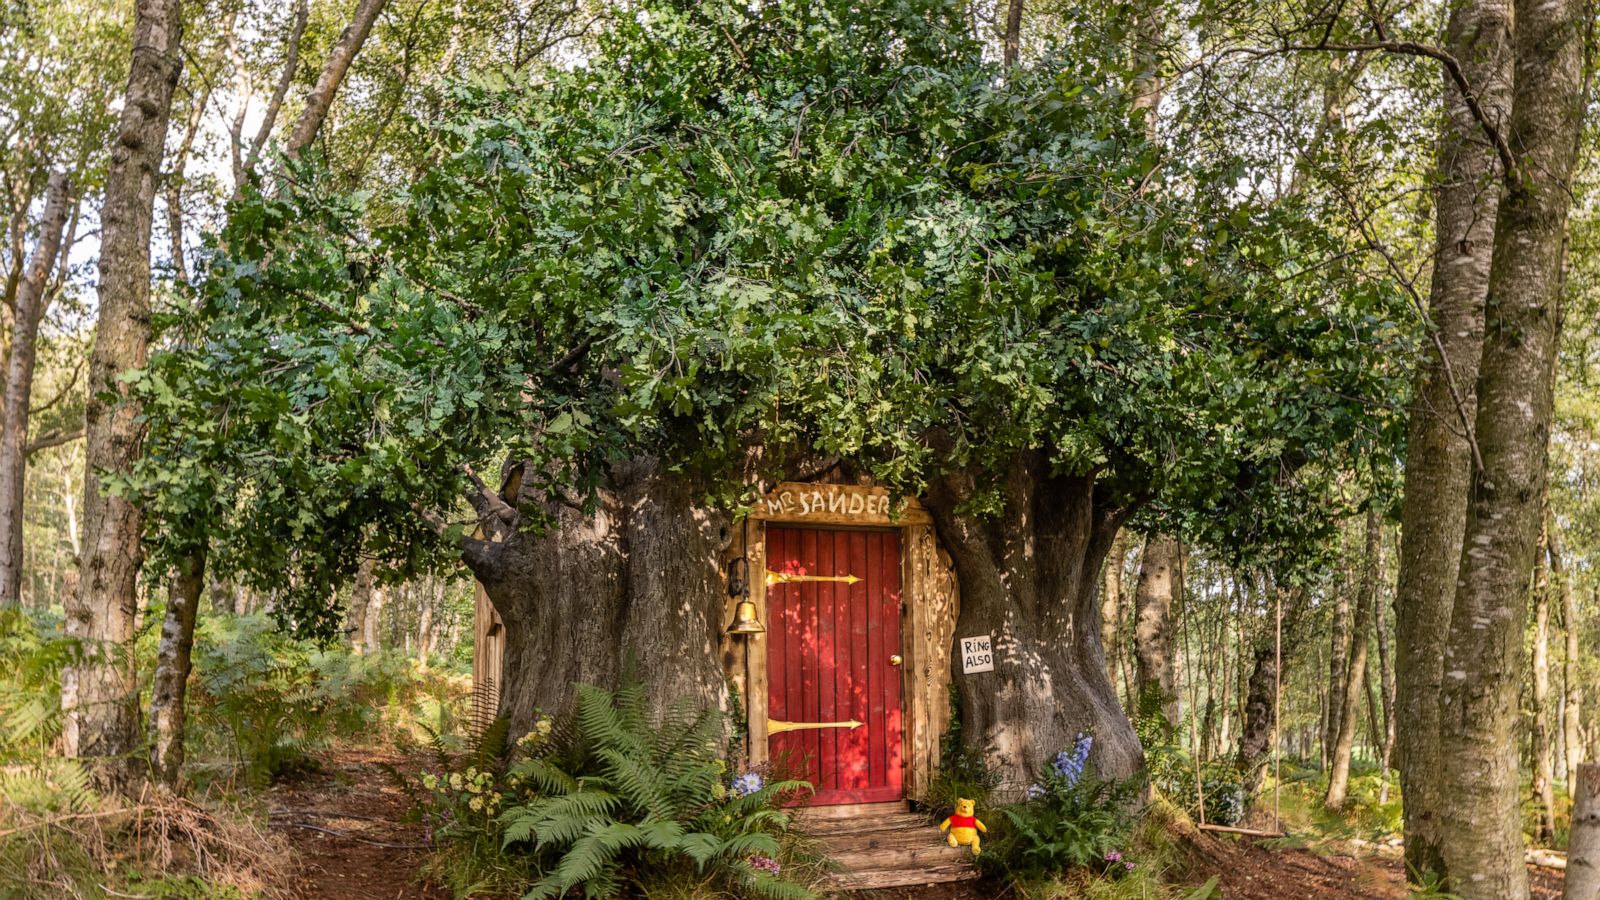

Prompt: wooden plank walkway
xmin=796 ymin=802 xmax=980 ymax=891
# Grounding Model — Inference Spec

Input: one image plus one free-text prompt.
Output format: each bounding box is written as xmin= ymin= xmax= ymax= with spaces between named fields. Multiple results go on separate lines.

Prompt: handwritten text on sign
xmin=763 ymin=486 xmax=903 ymax=519
xmin=960 ymin=635 xmax=995 ymax=674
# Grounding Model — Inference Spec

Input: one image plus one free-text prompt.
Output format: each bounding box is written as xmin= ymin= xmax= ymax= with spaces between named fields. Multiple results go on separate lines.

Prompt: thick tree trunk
xmin=285 ymin=0 xmax=390 ymax=159
xmin=0 ymin=171 xmax=70 ymax=606
xmin=1133 ymin=536 xmax=1180 ymax=730
xmin=924 ymin=455 xmax=1139 ymax=793
xmin=1327 ymin=510 xmax=1379 ymax=809
xmin=469 ymin=459 xmax=731 ymax=737
xmin=1237 ymin=586 xmax=1307 ymax=799
xmin=1570 ymin=764 xmax=1600 ymax=900
xmin=1552 ymin=521 xmax=1584 ymax=789
xmin=63 ymin=0 xmax=183 ymax=792
xmin=1534 ymin=529 xmax=1558 ymax=843
xmin=1435 ymin=0 xmax=1584 ymax=892
xmin=147 ymin=545 xmax=205 ymax=788
xmin=1101 ymin=530 xmax=1129 ymax=688
xmin=1394 ymin=0 xmax=1512 ymax=878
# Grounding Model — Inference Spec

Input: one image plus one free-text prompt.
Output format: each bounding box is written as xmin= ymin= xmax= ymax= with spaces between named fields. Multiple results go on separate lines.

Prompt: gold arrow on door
xmin=766 ymin=571 xmax=861 ymax=586
xmin=767 ymin=719 xmax=864 ymax=735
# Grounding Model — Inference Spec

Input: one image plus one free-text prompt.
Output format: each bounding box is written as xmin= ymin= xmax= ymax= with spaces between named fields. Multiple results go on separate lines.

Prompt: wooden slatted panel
xmin=767 ymin=526 xmax=903 ymax=804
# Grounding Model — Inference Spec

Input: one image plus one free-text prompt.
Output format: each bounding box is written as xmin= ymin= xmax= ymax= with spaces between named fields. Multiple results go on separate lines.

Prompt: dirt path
xmin=268 ymin=747 xmax=446 ymax=900
xmin=266 ymin=748 xmax=1566 ymax=899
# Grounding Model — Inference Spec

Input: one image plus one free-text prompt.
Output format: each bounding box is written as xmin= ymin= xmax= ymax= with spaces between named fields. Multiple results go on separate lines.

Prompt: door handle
xmin=889 ymin=654 xmax=903 ymax=667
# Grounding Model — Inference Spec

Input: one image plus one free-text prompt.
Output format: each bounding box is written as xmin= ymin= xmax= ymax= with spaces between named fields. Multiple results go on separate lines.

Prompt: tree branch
xmin=26 ymin=427 xmax=84 ymax=458
xmin=1273 ymin=36 xmax=1515 ymax=178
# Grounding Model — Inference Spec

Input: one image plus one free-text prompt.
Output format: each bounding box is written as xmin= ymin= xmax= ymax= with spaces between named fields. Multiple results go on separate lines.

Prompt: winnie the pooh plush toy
xmin=939 ymin=797 xmax=987 ymax=856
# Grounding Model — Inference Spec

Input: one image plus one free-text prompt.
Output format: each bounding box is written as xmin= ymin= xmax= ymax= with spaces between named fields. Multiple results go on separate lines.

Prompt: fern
xmin=480 ymin=675 xmax=817 ymax=898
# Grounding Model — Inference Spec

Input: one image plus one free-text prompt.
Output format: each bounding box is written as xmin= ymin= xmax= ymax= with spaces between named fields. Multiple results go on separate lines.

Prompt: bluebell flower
xmin=1051 ymin=733 xmax=1093 ymax=787
xmin=1026 ymin=782 xmax=1046 ymax=800
xmin=731 ymin=772 xmax=765 ymax=797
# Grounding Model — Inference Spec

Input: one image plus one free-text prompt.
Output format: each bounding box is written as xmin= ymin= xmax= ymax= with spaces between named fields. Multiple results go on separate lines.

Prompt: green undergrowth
xmin=406 ymin=677 xmax=823 ymax=899
xmin=0 ymin=606 xmax=460 ymax=898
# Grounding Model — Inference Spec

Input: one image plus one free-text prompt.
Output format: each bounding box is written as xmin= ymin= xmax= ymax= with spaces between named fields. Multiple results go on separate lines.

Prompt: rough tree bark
xmin=1552 ymin=519 xmax=1585 ymax=789
xmin=923 ymin=454 xmax=1140 ymax=792
xmin=1327 ymin=509 xmax=1379 ymax=809
xmin=285 ymin=0 xmax=391 ymax=159
xmin=464 ymin=458 xmax=731 ymax=736
xmin=1434 ymin=0 xmax=1584 ymax=891
xmin=0 ymin=171 xmax=70 ymax=606
xmin=1133 ymin=535 xmax=1180 ymax=730
xmin=63 ymin=0 xmax=183 ymax=792
xmin=147 ymin=547 xmax=205 ymax=787
xmin=1393 ymin=0 xmax=1511 ymax=879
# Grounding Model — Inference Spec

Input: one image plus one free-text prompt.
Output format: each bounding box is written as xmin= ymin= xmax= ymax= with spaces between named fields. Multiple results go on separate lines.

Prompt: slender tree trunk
xmin=348 ymin=557 xmax=374 ymax=651
xmin=1534 ymin=527 xmax=1557 ymax=843
xmin=925 ymin=454 xmax=1140 ymax=791
xmin=147 ymin=545 xmax=205 ymax=788
xmin=1324 ymin=575 xmax=1351 ymax=764
xmin=1133 ymin=535 xmax=1180 ymax=730
xmin=364 ymin=581 xmax=386 ymax=654
xmin=1375 ymin=551 xmax=1397 ymax=804
xmin=1435 ymin=0 xmax=1584 ymax=890
xmin=416 ymin=592 xmax=433 ymax=669
xmin=1394 ymin=0 xmax=1512 ymax=878
xmin=1570 ymin=764 xmax=1600 ymax=900
xmin=0 ymin=171 xmax=70 ymax=606
xmin=1101 ymin=530 xmax=1129 ymax=688
xmin=240 ymin=0 xmax=309 ymax=180
xmin=1237 ymin=586 xmax=1307 ymax=798
xmin=285 ymin=0 xmax=391 ymax=159
xmin=1552 ymin=520 xmax=1584 ymax=789
xmin=1328 ymin=509 xmax=1379 ymax=809
xmin=63 ymin=0 xmax=184 ymax=792
xmin=1001 ymin=0 xmax=1023 ymax=67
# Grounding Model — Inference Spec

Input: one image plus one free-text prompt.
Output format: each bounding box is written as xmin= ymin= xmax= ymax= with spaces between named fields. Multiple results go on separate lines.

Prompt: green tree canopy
xmin=126 ymin=0 xmax=1411 ymax=634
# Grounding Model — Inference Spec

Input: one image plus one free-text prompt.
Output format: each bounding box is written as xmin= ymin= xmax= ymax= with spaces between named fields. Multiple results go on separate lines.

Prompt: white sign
xmin=960 ymin=635 xmax=995 ymax=674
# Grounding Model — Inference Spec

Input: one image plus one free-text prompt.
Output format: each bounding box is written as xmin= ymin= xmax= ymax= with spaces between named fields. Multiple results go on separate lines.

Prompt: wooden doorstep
xmin=795 ymin=802 xmax=979 ymax=892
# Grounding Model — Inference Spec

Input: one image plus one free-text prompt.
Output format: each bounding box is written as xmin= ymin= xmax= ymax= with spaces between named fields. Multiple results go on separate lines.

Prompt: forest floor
xmin=265 ymin=746 xmax=1567 ymax=900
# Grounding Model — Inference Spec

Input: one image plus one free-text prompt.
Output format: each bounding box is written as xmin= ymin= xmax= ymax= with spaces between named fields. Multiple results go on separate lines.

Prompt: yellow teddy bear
xmin=938 ymin=797 xmax=987 ymax=856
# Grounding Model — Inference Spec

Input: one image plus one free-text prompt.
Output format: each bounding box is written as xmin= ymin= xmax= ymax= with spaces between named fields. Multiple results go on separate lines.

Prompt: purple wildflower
xmin=731 ymin=772 xmax=765 ymax=797
xmin=1105 ymin=850 xmax=1122 ymax=862
xmin=750 ymin=855 xmax=782 ymax=875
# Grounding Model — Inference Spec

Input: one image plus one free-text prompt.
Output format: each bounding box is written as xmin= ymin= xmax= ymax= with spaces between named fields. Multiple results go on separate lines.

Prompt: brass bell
xmin=727 ymin=599 xmax=766 ymax=635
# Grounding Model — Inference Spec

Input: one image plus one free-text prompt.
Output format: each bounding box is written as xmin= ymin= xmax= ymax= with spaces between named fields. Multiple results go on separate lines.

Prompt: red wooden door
xmin=766 ymin=526 xmax=903 ymax=805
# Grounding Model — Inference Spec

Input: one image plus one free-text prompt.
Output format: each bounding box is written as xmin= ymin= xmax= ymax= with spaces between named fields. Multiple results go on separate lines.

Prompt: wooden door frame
xmin=741 ymin=483 xmax=937 ymax=802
